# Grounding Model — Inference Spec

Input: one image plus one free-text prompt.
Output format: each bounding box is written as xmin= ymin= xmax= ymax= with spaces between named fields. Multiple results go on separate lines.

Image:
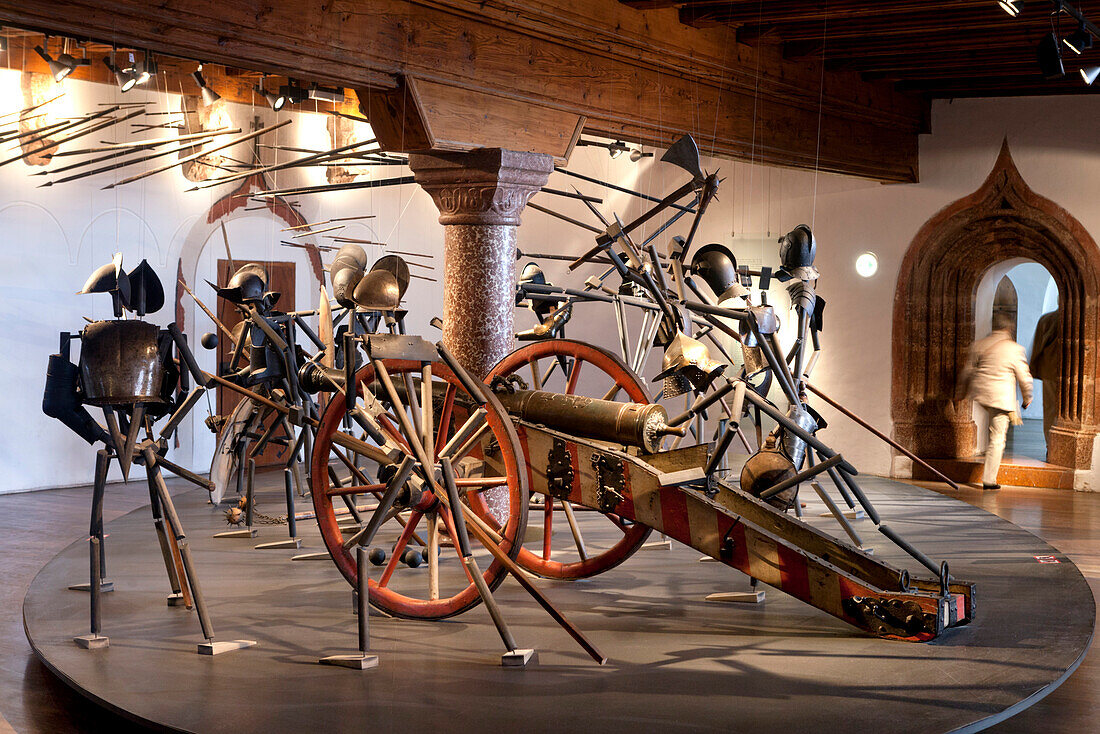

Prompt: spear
xmin=186 ymin=138 xmax=378 ymax=191
xmin=103 ymin=119 xmax=292 ymax=189
xmin=1 ymin=109 xmax=146 ymax=169
xmin=6 ymin=105 xmax=124 ymax=154
xmin=281 ymin=240 xmax=340 ymax=252
xmin=0 ymin=92 xmax=65 ymax=123
xmin=38 ymin=136 xmax=220 ymax=187
xmin=220 ymin=222 xmax=235 ymax=273
xmin=554 ymin=166 xmax=696 ymax=214
xmin=291 ymin=224 xmax=344 ymax=238
xmin=178 ymin=279 xmax=235 ymax=343
xmin=45 ymin=127 xmax=239 ymax=157
xmin=245 ymin=175 xmax=416 ymax=198
xmin=0 ymin=118 xmax=73 ymax=145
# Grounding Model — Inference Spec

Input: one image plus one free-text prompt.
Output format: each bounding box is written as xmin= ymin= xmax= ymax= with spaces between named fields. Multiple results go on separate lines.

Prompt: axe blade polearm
xmin=661 ymin=133 xmax=705 ymax=183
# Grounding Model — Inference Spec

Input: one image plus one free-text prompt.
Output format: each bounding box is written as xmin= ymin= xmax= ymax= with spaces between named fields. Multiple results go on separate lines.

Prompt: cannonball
xmin=402 ymin=549 xmax=423 ymax=568
xmin=200 ymin=332 xmax=219 ymax=350
xmin=368 ymin=547 xmax=387 ymax=566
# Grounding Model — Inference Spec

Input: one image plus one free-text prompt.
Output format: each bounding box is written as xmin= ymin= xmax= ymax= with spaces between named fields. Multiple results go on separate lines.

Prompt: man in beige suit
xmin=959 ymin=312 xmax=1034 ymax=489
xmin=1030 ymin=306 xmax=1060 ymax=459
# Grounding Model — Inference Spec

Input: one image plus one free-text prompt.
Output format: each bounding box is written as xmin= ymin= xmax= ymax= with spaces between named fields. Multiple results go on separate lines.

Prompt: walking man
xmin=959 ymin=312 xmax=1034 ymax=490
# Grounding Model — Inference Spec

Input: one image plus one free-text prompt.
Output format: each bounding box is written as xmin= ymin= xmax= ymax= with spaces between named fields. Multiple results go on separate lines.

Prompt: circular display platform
xmin=24 ymin=476 xmax=1094 ymax=733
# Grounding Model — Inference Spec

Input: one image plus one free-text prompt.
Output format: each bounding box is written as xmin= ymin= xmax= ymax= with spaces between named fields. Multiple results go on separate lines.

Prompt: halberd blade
xmin=661 ymin=134 xmax=704 ymax=182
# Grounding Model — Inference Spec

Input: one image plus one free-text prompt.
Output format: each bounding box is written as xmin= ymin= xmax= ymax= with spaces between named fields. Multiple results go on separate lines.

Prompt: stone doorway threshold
xmin=915 ymin=455 xmax=1075 ymax=490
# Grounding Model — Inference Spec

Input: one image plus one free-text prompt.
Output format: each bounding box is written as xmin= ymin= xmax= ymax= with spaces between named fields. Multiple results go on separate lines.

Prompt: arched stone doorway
xmin=892 ymin=140 xmax=1100 ymax=478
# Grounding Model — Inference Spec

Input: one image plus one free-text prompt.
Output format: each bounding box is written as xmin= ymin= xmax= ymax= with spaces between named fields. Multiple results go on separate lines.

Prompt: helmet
xmin=691 ymin=243 xmax=748 ymax=304
xmin=777 ymin=224 xmax=819 ymax=281
xmin=213 ymin=263 xmax=267 ymax=304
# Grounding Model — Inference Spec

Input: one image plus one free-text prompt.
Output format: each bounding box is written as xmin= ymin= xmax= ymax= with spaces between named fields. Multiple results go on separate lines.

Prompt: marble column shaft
xmin=409 ymin=149 xmax=553 ymax=378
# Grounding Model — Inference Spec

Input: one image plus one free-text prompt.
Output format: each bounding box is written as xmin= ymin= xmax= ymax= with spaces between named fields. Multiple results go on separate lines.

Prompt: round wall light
xmin=855 ymin=251 xmax=878 ymax=278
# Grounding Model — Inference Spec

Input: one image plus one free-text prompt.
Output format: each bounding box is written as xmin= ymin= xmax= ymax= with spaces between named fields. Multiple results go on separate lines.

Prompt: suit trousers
xmin=983 ymin=407 xmax=1011 ymax=486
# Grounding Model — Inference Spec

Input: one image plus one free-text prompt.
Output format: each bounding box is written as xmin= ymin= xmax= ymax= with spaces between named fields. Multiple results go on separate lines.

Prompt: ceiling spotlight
xmin=276 ymin=80 xmax=308 ymax=109
xmin=192 ymin=68 xmax=221 ymax=106
xmin=255 ymin=77 xmax=282 ymax=110
xmin=608 ymin=140 xmax=628 ymax=159
xmin=630 ymin=147 xmax=654 ymax=162
xmin=35 ymin=42 xmax=83 ymax=82
xmin=308 ymin=83 xmax=346 ymax=103
xmin=1081 ymin=65 xmax=1100 ymax=84
xmin=1038 ymin=31 xmax=1066 ymax=78
xmin=998 ymin=0 xmax=1022 ymax=17
xmin=1064 ymin=23 xmax=1093 ymax=54
xmin=103 ymin=56 xmax=137 ymax=92
xmin=135 ymin=53 xmax=157 ymax=85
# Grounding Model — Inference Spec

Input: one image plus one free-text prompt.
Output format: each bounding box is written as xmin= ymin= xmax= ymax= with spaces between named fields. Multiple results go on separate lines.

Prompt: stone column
xmin=409 ymin=149 xmax=553 ymax=378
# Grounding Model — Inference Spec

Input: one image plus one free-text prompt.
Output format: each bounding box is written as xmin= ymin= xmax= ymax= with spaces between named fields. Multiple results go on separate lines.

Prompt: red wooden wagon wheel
xmin=487 ymin=339 xmax=652 ymax=579
xmin=311 ymin=358 xmax=528 ymax=620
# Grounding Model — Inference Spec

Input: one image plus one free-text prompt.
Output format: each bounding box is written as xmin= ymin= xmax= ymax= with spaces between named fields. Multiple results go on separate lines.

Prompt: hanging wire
xmin=811 ymin=1 xmax=829 ymax=231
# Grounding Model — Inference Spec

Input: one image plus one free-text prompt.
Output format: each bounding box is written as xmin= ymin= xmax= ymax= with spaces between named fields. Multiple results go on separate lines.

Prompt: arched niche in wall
xmin=892 ymin=139 xmax=1100 ymax=471
xmin=172 ymin=174 xmax=324 ymax=332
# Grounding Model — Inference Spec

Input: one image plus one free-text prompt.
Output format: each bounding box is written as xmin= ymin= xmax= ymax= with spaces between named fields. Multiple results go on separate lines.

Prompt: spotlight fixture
xmin=1038 ymin=31 xmax=1066 ymax=78
xmin=998 ymin=0 xmax=1023 ymax=17
xmin=276 ymin=79 xmax=308 ymax=109
xmin=1064 ymin=22 xmax=1093 ymax=54
xmin=192 ymin=68 xmax=221 ymax=106
xmin=308 ymin=83 xmax=346 ymax=103
xmin=103 ymin=56 xmax=137 ymax=92
xmin=135 ymin=52 xmax=158 ymax=85
xmin=254 ymin=77 xmax=282 ymax=110
xmin=629 ymin=147 xmax=654 ymax=162
xmin=35 ymin=39 xmax=87 ymax=82
xmin=575 ymin=137 xmax=652 ymax=161
xmin=1081 ymin=65 xmax=1100 ymax=84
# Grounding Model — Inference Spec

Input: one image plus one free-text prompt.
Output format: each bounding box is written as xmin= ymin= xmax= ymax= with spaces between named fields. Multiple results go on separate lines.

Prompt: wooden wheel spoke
xmin=529 ymin=358 xmax=543 ymax=390
xmin=439 ymin=505 xmax=476 ymax=585
xmin=602 ymin=382 xmax=623 ymax=401
xmin=434 ymin=383 xmax=457 ymax=459
xmin=542 ymin=499 xmax=554 ymax=559
xmin=377 ymin=510 xmax=422 ymax=588
xmin=566 ymin=358 xmax=584 ymax=395
xmin=453 ymin=476 xmax=508 ymax=487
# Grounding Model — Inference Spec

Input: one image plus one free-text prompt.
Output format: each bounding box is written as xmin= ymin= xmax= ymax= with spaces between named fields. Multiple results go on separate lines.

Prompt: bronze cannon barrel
xmin=494 ymin=389 xmax=679 ymax=453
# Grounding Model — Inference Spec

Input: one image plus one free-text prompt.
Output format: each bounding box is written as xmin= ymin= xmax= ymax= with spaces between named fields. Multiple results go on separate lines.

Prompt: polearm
xmin=44 ymin=127 xmax=239 ymax=157
xmin=245 ymin=174 xmax=418 ymax=198
xmin=554 ymin=166 xmax=695 ymax=214
xmin=0 ymin=92 xmax=64 ymax=123
xmin=104 ymin=119 xmax=292 ymax=189
xmin=186 ymin=137 xmax=378 ymax=191
xmin=5 ymin=105 xmax=131 ymax=153
xmin=0 ymin=108 xmax=144 ymax=167
xmin=178 ymin=279 xmax=235 ymax=344
xmin=804 ymin=382 xmax=961 ymax=491
xmin=37 ymin=135 xmax=221 ymax=187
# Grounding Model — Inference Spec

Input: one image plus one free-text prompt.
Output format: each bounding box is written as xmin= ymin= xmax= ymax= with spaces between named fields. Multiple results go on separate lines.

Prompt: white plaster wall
xmin=4 ymin=69 xmax=1100 ymax=492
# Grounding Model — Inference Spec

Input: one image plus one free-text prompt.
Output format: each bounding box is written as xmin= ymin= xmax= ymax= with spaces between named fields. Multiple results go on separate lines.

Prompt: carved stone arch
xmin=892 ymin=139 xmax=1100 ymax=472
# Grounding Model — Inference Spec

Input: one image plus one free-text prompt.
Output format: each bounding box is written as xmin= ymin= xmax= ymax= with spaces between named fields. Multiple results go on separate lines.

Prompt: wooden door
xmin=215 ymin=259 xmax=296 ymax=467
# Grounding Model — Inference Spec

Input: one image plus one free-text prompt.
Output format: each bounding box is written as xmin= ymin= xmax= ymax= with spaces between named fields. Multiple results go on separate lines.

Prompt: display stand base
xmin=73 ymin=634 xmax=109 ymax=649
xmin=197 ymin=640 xmax=256 ymax=656
xmin=640 ymin=539 xmax=672 ymax=551
xmin=705 ymin=590 xmax=765 ymax=604
xmin=166 ymin=593 xmax=187 ymax=607
xmin=68 ymin=581 xmax=114 ymax=592
xmin=254 ymin=538 xmax=302 ymax=550
xmin=318 ymin=653 xmax=379 ymax=670
xmin=502 ymin=649 xmax=536 ymax=667
xmin=338 ymin=525 xmax=361 ymax=535
xmin=697 ymin=555 xmax=718 ymax=563
xmin=820 ymin=509 xmax=866 ymax=520
xmin=292 ymin=551 xmax=331 ymax=561
xmin=214 ymin=528 xmax=257 ymax=539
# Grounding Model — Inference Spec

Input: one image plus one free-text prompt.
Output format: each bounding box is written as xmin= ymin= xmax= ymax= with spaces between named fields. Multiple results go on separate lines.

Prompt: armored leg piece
xmin=69 ymin=450 xmax=115 ymax=593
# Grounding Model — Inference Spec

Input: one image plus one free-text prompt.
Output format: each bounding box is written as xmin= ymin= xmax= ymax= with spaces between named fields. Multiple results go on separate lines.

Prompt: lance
xmin=45 ymin=127 xmax=239 ymax=157
xmin=186 ymin=137 xmax=378 ymax=191
xmin=0 ymin=92 xmax=65 ymax=123
xmin=0 ymin=117 xmax=73 ymax=145
xmin=178 ymin=279 xmax=235 ymax=344
xmin=526 ymin=202 xmax=603 ymax=234
xmin=37 ymin=136 xmax=220 ymax=186
xmin=220 ymin=222 xmax=236 ymax=272
xmin=104 ymin=119 xmax=292 ymax=189
xmin=326 ymin=109 xmax=372 ymax=124
xmin=325 ymin=236 xmax=387 ymax=245
xmin=245 ymin=175 xmax=417 ymax=198
xmin=537 ymin=186 xmax=603 ymax=204
xmin=291 ymin=224 xmax=344 ymax=238
xmin=1 ymin=109 xmax=146 ymax=169
xmin=282 ymin=214 xmax=377 ymax=231
xmin=281 ymin=240 xmax=340 ymax=252
xmin=4 ymin=105 xmax=125 ymax=155
xmin=554 ymin=166 xmax=696 ymax=214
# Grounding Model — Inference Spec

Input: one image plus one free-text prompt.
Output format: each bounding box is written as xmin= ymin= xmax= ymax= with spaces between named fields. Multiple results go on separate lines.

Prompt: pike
xmin=46 ymin=127 xmax=239 ymax=157
xmin=327 ymin=109 xmax=372 ymax=124
xmin=0 ymin=117 xmax=73 ymax=145
xmin=1 ymin=109 xmax=147 ymax=169
xmin=186 ymin=138 xmax=378 ymax=191
xmin=0 ymin=92 xmax=65 ymax=123
xmin=37 ymin=136 xmax=220 ymax=186
xmin=281 ymin=240 xmax=339 ymax=252
xmin=103 ymin=119 xmax=292 ymax=189
xmin=526 ymin=202 xmax=603 ymax=234
xmin=220 ymin=222 xmax=235 ymax=272
xmin=245 ymin=174 xmax=417 ymax=198
xmin=538 ymin=186 xmax=603 ymax=204
xmin=6 ymin=105 xmax=125 ymax=154
xmin=178 ymin=278 xmax=234 ymax=343
xmin=291 ymin=224 xmax=344 ymax=238
xmin=554 ymin=166 xmax=696 ymax=214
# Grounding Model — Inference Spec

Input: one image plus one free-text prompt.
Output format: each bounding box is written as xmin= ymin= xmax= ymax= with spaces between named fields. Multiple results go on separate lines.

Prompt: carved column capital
xmin=408 ymin=148 xmax=553 ymax=226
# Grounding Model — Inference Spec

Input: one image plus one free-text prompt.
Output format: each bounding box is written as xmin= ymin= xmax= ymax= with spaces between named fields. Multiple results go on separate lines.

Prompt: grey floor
xmin=2 ymin=471 xmax=1098 ymax=733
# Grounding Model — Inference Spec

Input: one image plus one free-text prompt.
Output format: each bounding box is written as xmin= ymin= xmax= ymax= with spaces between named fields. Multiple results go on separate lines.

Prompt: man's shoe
xmin=982 ymin=482 xmax=1001 ymax=490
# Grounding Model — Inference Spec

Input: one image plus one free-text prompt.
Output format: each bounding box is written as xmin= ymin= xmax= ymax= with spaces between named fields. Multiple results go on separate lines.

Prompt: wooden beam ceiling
xmin=0 ymin=1 xmax=931 ymax=182
xmin=636 ymin=1 xmax=1100 ymax=99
